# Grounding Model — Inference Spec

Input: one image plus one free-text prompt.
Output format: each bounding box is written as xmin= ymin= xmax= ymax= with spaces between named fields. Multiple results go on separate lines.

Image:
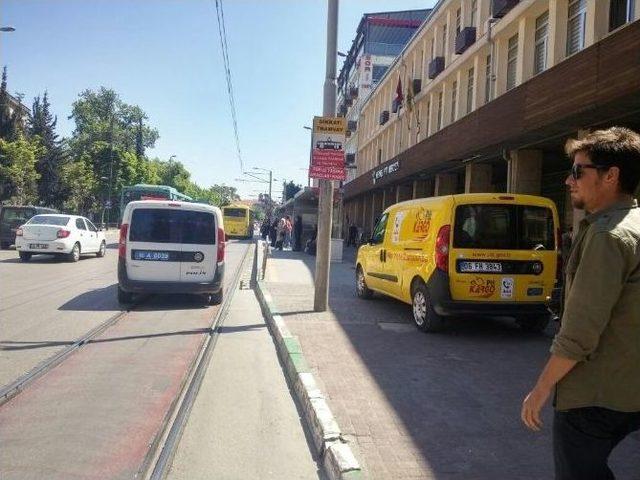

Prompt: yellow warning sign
xmin=313 ymin=116 xmax=346 ymax=134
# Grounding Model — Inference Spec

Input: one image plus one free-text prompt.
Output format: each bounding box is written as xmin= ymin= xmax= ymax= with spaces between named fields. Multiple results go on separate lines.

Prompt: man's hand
xmin=521 ymin=385 xmax=552 ymax=431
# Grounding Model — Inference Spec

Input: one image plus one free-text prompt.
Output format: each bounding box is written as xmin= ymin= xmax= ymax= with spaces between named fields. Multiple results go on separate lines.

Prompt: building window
xmin=485 ymin=54 xmax=492 ymax=103
xmin=471 ymin=0 xmax=477 ymax=27
xmin=451 ymin=81 xmax=458 ymax=123
xmin=372 ymin=65 xmax=388 ymax=85
xmin=567 ymin=0 xmax=586 ymax=56
xmin=610 ymin=0 xmax=635 ymax=31
xmin=466 ymin=67 xmax=474 ymax=114
xmin=437 ymin=91 xmax=443 ymax=131
xmin=441 ymin=23 xmax=448 ymax=60
xmin=506 ymin=34 xmax=518 ymax=91
xmin=534 ymin=11 xmax=549 ymax=74
xmin=425 ymin=99 xmax=431 ymax=137
xmin=456 ymin=8 xmax=461 ymax=35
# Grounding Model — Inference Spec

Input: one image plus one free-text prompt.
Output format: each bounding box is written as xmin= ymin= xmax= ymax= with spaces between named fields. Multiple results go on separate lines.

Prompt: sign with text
xmin=309 ymin=116 xmax=346 ymax=180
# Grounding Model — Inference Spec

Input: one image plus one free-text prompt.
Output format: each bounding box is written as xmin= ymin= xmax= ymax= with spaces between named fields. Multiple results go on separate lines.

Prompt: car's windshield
xmin=27 ymin=215 xmax=70 ymax=226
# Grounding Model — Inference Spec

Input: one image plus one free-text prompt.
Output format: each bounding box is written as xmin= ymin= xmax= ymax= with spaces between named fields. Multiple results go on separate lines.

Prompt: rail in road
xmin=0 ymin=240 xmax=252 ymax=480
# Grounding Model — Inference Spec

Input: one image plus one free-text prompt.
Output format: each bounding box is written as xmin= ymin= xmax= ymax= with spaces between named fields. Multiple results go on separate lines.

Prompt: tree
xmin=59 ymin=158 xmax=97 ymax=215
xmin=283 ymin=181 xmax=302 ymax=201
xmin=0 ymin=135 xmax=41 ymax=204
xmin=29 ymin=91 xmax=65 ymax=207
xmin=210 ymin=184 xmax=240 ymax=206
xmin=0 ymin=67 xmax=25 ymax=142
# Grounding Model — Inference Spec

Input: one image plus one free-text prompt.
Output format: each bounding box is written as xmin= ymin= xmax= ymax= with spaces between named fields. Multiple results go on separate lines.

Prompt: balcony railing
xmin=455 ymin=27 xmax=477 ymax=55
xmin=492 ymin=0 xmax=520 ymax=18
xmin=428 ymin=57 xmax=445 ymax=79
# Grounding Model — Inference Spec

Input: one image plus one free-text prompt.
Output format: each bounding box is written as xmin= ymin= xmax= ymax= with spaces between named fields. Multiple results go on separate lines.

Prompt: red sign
xmin=309 ymin=164 xmax=346 ymax=180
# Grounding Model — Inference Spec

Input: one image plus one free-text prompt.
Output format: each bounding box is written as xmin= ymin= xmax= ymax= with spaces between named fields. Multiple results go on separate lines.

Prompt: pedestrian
xmin=348 ymin=222 xmax=358 ymax=247
xmin=284 ymin=215 xmax=293 ymax=250
xmin=260 ymin=218 xmax=270 ymax=241
xmin=276 ymin=217 xmax=286 ymax=250
xmin=521 ymin=127 xmax=640 ymax=480
xmin=269 ymin=218 xmax=278 ymax=248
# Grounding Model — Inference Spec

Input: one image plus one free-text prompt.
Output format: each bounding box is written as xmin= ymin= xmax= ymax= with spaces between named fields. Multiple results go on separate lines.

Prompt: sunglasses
xmin=570 ymin=163 xmax=609 ymax=180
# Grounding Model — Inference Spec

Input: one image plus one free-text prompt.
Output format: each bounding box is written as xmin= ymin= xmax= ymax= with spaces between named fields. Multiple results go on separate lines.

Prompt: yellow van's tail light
xmin=435 ymin=225 xmax=451 ymax=272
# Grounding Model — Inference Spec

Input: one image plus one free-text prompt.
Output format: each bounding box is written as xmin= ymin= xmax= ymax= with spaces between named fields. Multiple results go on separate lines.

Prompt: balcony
xmin=428 ymin=57 xmax=445 ymax=79
xmin=492 ymin=0 xmax=519 ymax=18
xmin=455 ymin=27 xmax=477 ymax=55
xmin=346 ymin=153 xmax=356 ymax=165
xmin=379 ymin=110 xmax=389 ymax=125
xmin=349 ymin=86 xmax=359 ymax=98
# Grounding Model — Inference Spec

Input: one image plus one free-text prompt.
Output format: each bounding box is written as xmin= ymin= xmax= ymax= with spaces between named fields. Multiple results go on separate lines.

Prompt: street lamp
xmin=100 ymin=176 xmax=110 ymax=229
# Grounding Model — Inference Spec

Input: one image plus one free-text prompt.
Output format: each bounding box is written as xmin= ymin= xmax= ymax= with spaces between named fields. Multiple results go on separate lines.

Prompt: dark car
xmin=0 ymin=206 xmax=58 ymax=249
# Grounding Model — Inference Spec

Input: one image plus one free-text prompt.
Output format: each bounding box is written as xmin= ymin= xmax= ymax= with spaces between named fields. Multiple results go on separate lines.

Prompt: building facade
xmin=337 ymin=10 xmax=430 ymax=184
xmin=344 ymin=0 xmax=640 ymax=239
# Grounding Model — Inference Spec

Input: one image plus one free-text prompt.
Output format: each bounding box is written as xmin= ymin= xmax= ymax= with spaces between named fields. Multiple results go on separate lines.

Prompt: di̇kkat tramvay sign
xmin=309 ymin=116 xmax=346 ymax=181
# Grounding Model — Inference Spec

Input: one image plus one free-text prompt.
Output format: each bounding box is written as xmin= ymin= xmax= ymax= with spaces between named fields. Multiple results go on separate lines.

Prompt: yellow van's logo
xmin=469 ymin=277 xmax=496 ymax=298
xmin=412 ymin=208 xmax=432 ymax=239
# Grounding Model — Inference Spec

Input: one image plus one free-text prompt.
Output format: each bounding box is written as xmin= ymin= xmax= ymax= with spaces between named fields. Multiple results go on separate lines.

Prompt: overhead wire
xmin=214 ymin=0 xmax=244 ymax=173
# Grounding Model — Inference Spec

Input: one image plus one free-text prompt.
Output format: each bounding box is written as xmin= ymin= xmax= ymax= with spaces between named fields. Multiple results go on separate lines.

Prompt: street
xmin=0 ymin=238 xmax=321 ymax=480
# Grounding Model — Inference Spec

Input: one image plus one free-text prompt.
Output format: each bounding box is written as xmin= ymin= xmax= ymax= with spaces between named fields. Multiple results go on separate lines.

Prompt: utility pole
xmin=314 ymin=0 xmax=338 ymax=312
xmin=106 ymin=114 xmax=115 ymax=227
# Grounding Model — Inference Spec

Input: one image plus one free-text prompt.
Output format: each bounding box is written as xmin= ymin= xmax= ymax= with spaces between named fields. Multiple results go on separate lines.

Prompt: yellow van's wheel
xmin=516 ymin=314 xmax=550 ymax=333
xmin=356 ymin=266 xmax=373 ymax=299
xmin=412 ymin=282 xmax=444 ymax=333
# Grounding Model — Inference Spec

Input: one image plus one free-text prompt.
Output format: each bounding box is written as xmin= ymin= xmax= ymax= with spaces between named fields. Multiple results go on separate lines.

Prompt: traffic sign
xmin=309 ymin=116 xmax=346 ymax=180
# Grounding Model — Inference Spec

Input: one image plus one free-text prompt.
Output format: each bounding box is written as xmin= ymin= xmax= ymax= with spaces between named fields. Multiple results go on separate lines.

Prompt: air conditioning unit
xmin=349 ymin=86 xmax=359 ymax=98
xmin=412 ymin=79 xmax=422 ymax=94
xmin=455 ymin=27 xmax=477 ymax=55
xmin=339 ymin=104 xmax=348 ymax=116
xmin=347 ymin=120 xmax=357 ymax=132
xmin=379 ymin=110 xmax=389 ymax=125
xmin=492 ymin=0 xmax=519 ymax=18
xmin=428 ymin=57 xmax=445 ymax=79
xmin=346 ymin=153 xmax=356 ymax=165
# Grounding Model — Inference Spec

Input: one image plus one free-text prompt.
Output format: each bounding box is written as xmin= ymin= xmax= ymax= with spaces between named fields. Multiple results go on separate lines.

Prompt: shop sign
xmin=372 ymin=160 xmax=400 ymax=184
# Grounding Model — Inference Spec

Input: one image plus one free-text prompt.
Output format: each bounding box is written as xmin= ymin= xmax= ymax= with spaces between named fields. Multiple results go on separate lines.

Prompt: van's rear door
xmin=127 ymin=207 xmax=182 ymax=282
xmin=449 ymin=201 xmax=558 ymax=303
xmin=179 ymin=209 xmax=217 ymax=283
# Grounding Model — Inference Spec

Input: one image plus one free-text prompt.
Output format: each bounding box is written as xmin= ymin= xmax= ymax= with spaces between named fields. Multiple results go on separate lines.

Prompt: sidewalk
xmin=262 ymin=247 xmax=640 ymax=479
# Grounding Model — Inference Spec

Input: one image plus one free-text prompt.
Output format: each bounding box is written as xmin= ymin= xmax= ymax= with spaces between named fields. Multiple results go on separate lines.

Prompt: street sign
xmin=309 ymin=116 xmax=346 ymax=180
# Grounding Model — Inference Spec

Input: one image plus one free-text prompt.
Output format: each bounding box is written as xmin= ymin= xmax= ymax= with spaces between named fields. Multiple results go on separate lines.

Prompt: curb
xmin=253 ymin=240 xmax=362 ymax=480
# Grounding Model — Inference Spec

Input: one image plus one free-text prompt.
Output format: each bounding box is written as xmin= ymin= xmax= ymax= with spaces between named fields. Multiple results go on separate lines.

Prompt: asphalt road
xmin=0 ymin=239 xmax=251 ymax=479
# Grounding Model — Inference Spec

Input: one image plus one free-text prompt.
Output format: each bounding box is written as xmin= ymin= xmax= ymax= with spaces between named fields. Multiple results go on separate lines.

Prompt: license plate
xmin=459 ymin=261 xmax=502 ymax=273
xmin=134 ymin=251 xmax=170 ymax=261
xmin=29 ymin=243 xmax=48 ymax=249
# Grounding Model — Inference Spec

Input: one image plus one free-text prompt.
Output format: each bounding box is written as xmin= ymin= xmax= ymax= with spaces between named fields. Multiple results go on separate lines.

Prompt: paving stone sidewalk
xmin=264 ymin=247 xmax=640 ymax=480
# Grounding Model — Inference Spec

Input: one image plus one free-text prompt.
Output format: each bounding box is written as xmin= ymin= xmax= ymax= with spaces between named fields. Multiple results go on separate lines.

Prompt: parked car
xmin=15 ymin=214 xmax=106 ymax=262
xmin=117 ymin=200 xmax=225 ymax=305
xmin=356 ymin=193 xmax=560 ymax=333
xmin=0 ymin=205 xmax=58 ymax=249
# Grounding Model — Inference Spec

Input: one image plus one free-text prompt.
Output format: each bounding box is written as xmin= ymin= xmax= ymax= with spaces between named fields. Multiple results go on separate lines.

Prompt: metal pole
xmin=269 ymin=170 xmax=272 ymax=199
xmin=314 ymin=0 xmax=338 ymax=312
xmin=106 ymin=115 xmax=115 ymax=227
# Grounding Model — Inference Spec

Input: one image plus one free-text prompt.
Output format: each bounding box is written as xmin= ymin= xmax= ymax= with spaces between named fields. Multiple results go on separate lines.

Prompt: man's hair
xmin=565 ymin=127 xmax=640 ymax=194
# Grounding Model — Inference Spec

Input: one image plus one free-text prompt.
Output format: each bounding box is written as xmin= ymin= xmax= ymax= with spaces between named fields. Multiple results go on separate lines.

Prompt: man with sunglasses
xmin=521 ymin=127 xmax=640 ymax=479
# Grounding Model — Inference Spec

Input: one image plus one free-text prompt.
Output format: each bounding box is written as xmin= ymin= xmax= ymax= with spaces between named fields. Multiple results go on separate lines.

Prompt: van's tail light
xmin=217 ymin=227 xmax=226 ymax=262
xmin=15 ymin=227 xmax=23 ymax=237
xmin=119 ymin=224 xmax=128 ymax=259
xmin=435 ymin=225 xmax=451 ymax=272
xmin=56 ymin=229 xmax=71 ymax=238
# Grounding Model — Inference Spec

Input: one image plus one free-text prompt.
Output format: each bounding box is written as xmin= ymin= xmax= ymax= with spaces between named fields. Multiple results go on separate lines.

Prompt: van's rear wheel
xmin=412 ymin=282 xmax=444 ymax=333
xmin=207 ymin=289 xmax=223 ymax=305
xmin=516 ymin=314 xmax=551 ymax=333
xmin=356 ymin=266 xmax=373 ymax=299
xmin=117 ymin=286 xmax=133 ymax=305
xmin=19 ymin=252 xmax=32 ymax=262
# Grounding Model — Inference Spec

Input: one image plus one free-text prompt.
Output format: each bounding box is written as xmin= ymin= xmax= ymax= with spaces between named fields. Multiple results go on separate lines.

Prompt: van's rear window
xmin=453 ymin=204 xmax=554 ymax=250
xmin=28 ymin=215 xmax=70 ymax=226
xmin=129 ymin=209 xmax=216 ymax=244
xmin=1 ymin=207 xmax=36 ymax=223
xmin=224 ymin=208 xmax=247 ymax=218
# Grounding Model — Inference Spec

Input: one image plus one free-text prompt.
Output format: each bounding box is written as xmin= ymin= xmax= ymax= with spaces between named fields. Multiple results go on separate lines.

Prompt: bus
xmin=120 ymin=184 xmax=192 ymax=219
xmin=222 ymin=204 xmax=254 ymax=239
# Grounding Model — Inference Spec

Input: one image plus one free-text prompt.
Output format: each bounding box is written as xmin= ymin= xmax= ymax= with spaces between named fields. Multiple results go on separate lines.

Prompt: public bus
xmin=120 ymin=184 xmax=192 ymax=219
xmin=222 ymin=204 xmax=254 ymax=239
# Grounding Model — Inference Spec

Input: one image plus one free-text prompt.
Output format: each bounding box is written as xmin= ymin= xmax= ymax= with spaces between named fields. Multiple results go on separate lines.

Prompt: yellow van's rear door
xmin=449 ymin=202 xmax=558 ymax=303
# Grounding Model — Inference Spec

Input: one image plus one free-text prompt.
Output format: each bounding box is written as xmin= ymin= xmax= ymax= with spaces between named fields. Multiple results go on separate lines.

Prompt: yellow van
xmin=222 ymin=205 xmax=254 ymax=239
xmin=356 ymin=193 xmax=560 ymax=333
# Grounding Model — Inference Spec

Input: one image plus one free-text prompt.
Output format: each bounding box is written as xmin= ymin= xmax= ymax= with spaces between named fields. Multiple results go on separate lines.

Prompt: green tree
xmin=0 ymin=135 xmax=42 ymax=204
xmin=29 ymin=91 xmax=66 ymax=207
xmin=59 ymin=158 xmax=97 ymax=214
xmin=283 ymin=181 xmax=302 ymax=201
xmin=0 ymin=67 xmax=25 ymax=142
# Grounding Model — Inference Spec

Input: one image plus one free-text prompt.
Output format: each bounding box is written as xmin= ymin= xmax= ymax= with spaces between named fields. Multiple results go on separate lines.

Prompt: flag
xmin=406 ymin=78 xmax=414 ymax=113
xmin=395 ymin=77 xmax=403 ymax=110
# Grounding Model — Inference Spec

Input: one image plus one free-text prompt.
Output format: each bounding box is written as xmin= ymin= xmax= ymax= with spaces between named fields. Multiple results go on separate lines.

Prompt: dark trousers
xmin=553 ymin=407 xmax=640 ymax=480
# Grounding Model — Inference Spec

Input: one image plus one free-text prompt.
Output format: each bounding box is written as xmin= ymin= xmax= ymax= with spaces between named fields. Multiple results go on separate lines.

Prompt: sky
xmin=1 ymin=0 xmax=435 ymax=199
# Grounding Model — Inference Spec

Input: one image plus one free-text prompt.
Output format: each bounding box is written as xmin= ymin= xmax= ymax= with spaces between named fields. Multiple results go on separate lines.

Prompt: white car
xmin=15 ymin=214 xmax=107 ymax=262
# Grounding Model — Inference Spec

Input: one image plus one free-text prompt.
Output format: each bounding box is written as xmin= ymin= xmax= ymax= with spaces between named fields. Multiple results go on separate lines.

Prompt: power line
xmin=214 ymin=0 xmax=243 ymax=173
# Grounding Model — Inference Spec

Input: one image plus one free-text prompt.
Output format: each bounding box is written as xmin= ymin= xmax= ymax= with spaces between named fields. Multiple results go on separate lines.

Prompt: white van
xmin=117 ymin=200 xmax=225 ymax=305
